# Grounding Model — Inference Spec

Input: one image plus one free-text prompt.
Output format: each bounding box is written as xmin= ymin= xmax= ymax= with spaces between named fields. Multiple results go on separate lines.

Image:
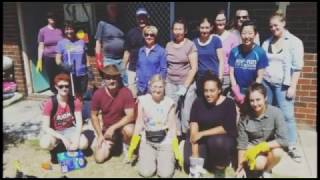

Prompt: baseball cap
xmin=136 ymin=7 xmax=148 ymax=16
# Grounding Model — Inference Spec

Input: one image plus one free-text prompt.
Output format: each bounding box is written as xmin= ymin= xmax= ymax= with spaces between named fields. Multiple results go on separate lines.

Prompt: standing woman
xmin=212 ymin=10 xmax=240 ymax=95
xmin=127 ymin=74 xmax=183 ymax=178
xmin=165 ymin=18 xmax=198 ymax=137
xmin=36 ymin=12 xmax=63 ymax=93
xmin=262 ymin=10 xmax=304 ymax=162
xmin=136 ymin=26 xmax=167 ymax=96
xmin=193 ymin=17 xmax=225 ymax=96
xmin=235 ymin=83 xmax=288 ymax=178
xmin=55 ymin=22 xmax=93 ymax=99
xmin=228 ymin=20 xmax=268 ymax=105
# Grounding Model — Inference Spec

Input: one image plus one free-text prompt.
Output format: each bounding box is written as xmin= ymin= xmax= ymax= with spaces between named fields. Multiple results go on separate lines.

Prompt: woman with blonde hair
xmin=127 ymin=74 xmax=183 ymax=178
xmin=261 ymin=10 xmax=304 ymax=163
xmin=136 ymin=26 xmax=167 ymax=96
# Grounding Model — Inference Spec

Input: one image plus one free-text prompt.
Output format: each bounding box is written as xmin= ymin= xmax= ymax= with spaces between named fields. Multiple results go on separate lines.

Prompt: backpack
xmin=50 ymin=95 xmax=75 ymax=125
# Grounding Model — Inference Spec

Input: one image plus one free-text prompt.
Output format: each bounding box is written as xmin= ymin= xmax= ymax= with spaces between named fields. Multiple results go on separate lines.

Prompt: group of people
xmin=38 ymin=3 xmax=304 ymax=178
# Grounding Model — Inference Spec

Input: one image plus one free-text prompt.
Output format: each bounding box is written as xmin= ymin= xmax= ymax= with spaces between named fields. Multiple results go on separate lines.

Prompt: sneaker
xmin=213 ymin=168 xmax=226 ymax=178
xmin=189 ymin=166 xmax=207 ymax=178
xmin=50 ymin=150 xmax=58 ymax=164
xmin=261 ymin=171 xmax=272 ymax=178
xmin=288 ymin=146 xmax=302 ymax=163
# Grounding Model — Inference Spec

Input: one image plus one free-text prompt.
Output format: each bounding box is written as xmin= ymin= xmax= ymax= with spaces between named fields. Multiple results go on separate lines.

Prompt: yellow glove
xmin=172 ymin=137 xmax=183 ymax=168
xmin=244 ymin=142 xmax=270 ymax=170
xmin=36 ymin=58 xmax=42 ymax=72
xmin=127 ymin=135 xmax=141 ymax=161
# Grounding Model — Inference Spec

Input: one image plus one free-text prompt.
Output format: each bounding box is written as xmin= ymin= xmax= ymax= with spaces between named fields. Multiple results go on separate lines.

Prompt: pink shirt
xmin=43 ymin=97 xmax=82 ymax=131
xmin=216 ymin=31 xmax=240 ymax=74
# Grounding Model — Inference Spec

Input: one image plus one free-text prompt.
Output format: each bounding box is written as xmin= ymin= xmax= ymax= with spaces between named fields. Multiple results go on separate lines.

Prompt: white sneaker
xmin=189 ymin=166 xmax=207 ymax=178
xmin=288 ymin=146 xmax=302 ymax=163
xmin=261 ymin=171 xmax=272 ymax=178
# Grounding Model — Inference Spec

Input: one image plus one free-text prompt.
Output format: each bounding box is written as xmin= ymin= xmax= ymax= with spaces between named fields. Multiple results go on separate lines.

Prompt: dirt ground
xmin=2 ymin=139 xmax=192 ymax=178
xmin=3 ymin=139 xmax=297 ymax=178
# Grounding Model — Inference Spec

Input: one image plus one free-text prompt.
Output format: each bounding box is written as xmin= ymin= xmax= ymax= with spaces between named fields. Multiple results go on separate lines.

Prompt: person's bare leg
xmin=91 ymin=138 xmax=113 ymax=163
xmin=265 ymin=148 xmax=284 ymax=171
xmin=254 ymin=155 xmax=268 ymax=171
xmin=121 ymin=123 xmax=134 ymax=144
xmin=39 ymin=134 xmax=57 ymax=150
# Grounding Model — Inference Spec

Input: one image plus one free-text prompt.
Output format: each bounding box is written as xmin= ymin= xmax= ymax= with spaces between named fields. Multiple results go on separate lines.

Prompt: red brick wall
xmin=3 ymin=2 xmax=27 ymax=95
xmin=295 ymin=53 xmax=317 ymax=128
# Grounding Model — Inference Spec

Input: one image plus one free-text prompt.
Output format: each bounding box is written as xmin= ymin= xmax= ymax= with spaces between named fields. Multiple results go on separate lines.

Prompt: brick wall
xmin=3 ymin=2 xmax=27 ymax=95
xmin=286 ymin=2 xmax=317 ymax=53
xmin=295 ymin=53 xmax=317 ymax=128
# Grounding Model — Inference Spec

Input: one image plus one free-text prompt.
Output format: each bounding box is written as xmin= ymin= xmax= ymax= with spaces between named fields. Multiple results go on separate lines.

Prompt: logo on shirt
xmin=235 ymin=58 xmax=257 ymax=70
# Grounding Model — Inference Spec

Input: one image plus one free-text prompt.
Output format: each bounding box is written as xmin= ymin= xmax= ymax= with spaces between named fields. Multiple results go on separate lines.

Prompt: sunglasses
xmin=104 ymin=75 xmax=120 ymax=80
xmin=57 ymin=85 xmax=69 ymax=89
xmin=237 ymin=16 xmax=249 ymax=20
xmin=144 ymin=33 xmax=155 ymax=37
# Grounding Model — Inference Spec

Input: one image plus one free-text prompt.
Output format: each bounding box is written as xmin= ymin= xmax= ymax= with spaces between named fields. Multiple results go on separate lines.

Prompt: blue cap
xmin=136 ymin=7 xmax=148 ymax=16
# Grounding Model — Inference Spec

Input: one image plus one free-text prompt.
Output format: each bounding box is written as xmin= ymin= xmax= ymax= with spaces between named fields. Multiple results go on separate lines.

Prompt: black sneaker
xmin=50 ymin=150 xmax=58 ymax=164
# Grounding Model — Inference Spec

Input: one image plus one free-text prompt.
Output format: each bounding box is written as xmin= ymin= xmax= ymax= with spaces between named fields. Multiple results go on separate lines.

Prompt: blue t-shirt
xmin=95 ymin=21 xmax=125 ymax=59
xmin=56 ymin=38 xmax=87 ymax=76
xmin=136 ymin=44 xmax=167 ymax=94
xmin=193 ymin=35 xmax=222 ymax=78
xmin=228 ymin=44 xmax=269 ymax=89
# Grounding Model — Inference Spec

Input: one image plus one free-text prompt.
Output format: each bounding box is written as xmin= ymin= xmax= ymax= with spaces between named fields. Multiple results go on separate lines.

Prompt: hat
xmin=136 ymin=7 xmax=148 ymax=16
xmin=46 ymin=12 xmax=57 ymax=20
xmin=101 ymin=64 xmax=121 ymax=76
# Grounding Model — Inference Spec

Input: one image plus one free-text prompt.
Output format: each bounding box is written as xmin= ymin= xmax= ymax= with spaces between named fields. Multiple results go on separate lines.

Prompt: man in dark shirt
xmin=95 ymin=2 xmax=128 ymax=86
xmin=123 ymin=7 xmax=150 ymax=97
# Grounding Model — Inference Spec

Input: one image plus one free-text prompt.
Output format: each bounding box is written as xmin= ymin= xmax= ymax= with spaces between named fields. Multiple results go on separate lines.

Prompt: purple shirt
xmin=56 ymin=38 xmax=87 ymax=76
xmin=38 ymin=26 xmax=63 ymax=58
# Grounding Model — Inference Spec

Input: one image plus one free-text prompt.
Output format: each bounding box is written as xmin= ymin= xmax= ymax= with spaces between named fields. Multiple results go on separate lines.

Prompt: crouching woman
xmin=235 ymin=82 xmax=289 ymax=178
xmin=39 ymin=73 xmax=88 ymax=162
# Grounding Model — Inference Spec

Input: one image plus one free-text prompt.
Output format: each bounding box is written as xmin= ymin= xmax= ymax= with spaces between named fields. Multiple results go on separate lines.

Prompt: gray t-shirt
xmin=95 ymin=21 xmax=125 ymax=59
xmin=166 ymin=38 xmax=197 ymax=84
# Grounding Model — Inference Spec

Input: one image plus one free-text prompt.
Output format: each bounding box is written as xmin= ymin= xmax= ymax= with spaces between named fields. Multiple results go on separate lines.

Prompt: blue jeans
xmin=103 ymin=57 xmax=128 ymax=86
xmin=263 ymin=80 xmax=297 ymax=146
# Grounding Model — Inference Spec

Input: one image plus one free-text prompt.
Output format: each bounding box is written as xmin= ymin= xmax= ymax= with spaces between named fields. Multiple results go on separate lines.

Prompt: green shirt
xmin=237 ymin=105 xmax=289 ymax=150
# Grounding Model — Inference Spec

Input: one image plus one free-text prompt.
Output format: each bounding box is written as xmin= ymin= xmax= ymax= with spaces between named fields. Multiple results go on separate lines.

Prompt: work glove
xmin=60 ymin=63 xmax=73 ymax=73
xmin=36 ymin=58 xmax=42 ymax=73
xmin=244 ymin=142 xmax=270 ymax=170
xmin=127 ymin=135 xmax=141 ymax=161
xmin=231 ymin=84 xmax=245 ymax=104
xmin=95 ymin=53 xmax=103 ymax=70
xmin=172 ymin=137 xmax=183 ymax=168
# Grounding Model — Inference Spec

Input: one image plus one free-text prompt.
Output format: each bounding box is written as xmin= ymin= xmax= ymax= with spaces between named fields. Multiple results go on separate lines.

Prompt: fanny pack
xmin=145 ymin=129 xmax=167 ymax=143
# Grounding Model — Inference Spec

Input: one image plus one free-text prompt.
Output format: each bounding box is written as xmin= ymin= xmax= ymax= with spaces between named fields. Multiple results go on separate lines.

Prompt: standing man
xmin=230 ymin=9 xmax=260 ymax=45
xmin=90 ymin=64 xmax=135 ymax=163
xmin=95 ymin=2 xmax=128 ymax=86
xmin=123 ymin=7 xmax=150 ymax=97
